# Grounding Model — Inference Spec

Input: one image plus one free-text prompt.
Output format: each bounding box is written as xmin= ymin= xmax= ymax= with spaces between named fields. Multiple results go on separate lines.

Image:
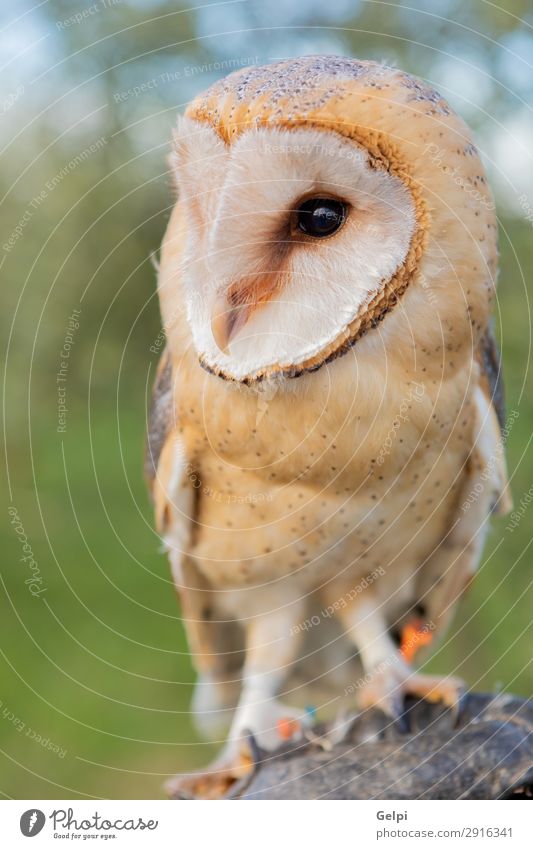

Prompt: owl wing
xmin=479 ymin=322 xmax=506 ymax=431
xmin=145 ymin=346 xmax=174 ymax=511
xmin=477 ymin=322 xmax=512 ymax=515
xmin=415 ymin=325 xmax=512 ymax=638
xmin=145 ymin=349 xmax=244 ymax=723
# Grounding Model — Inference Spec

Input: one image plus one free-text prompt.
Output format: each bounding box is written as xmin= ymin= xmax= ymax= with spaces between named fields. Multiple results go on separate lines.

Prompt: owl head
xmin=159 ymin=56 xmax=497 ymax=385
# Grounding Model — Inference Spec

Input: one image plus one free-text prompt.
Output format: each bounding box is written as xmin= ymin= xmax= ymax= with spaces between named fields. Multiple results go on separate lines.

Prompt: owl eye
xmin=296 ymin=197 xmax=347 ymax=237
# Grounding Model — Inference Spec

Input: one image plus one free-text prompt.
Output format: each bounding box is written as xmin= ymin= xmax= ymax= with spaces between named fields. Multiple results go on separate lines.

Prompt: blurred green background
xmin=1 ymin=0 xmax=532 ymax=799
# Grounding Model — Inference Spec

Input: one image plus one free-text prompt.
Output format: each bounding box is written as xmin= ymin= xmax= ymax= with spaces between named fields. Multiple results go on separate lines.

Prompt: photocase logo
xmin=20 ymin=809 xmax=45 ymax=836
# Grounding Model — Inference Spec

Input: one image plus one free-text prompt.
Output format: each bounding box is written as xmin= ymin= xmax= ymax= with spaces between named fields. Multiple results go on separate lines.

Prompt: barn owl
xmin=146 ymin=56 xmax=511 ymax=798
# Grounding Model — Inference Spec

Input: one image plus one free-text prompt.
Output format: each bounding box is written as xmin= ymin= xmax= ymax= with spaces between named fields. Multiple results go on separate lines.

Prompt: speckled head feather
xmin=186 ymin=55 xmax=453 ymax=136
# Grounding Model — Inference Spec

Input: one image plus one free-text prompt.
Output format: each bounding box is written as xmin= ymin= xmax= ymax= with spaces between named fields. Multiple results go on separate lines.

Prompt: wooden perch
xmin=225 ymin=693 xmax=533 ymax=800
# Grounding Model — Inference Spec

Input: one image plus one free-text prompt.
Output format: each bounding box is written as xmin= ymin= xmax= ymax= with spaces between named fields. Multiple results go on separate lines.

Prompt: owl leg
xmin=336 ymin=595 xmax=464 ymax=726
xmin=225 ymin=603 xmax=306 ymax=750
xmin=170 ymin=558 xmax=244 ymax=740
xmin=165 ymin=601 xmax=305 ymax=799
xmin=189 ymin=641 xmax=243 ymax=741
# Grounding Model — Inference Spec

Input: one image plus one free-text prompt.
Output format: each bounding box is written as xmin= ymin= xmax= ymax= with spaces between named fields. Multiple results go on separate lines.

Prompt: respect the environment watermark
xmin=113 ymin=57 xmax=260 ymax=103
xmin=56 ymin=0 xmax=122 ymax=29
xmin=3 ymin=137 xmax=107 ymax=253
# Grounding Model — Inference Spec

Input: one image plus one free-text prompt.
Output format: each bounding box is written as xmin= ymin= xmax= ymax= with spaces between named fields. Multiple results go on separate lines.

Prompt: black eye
xmin=296 ymin=197 xmax=347 ymax=237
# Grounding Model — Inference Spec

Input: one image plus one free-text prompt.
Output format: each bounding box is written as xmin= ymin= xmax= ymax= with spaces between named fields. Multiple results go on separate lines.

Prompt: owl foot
xmin=165 ymin=736 xmax=260 ymax=800
xmin=166 ymin=698 xmax=307 ymax=798
xmin=236 ymin=700 xmax=305 ymax=751
xmin=357 ymin=662 xmax=465 ymax=730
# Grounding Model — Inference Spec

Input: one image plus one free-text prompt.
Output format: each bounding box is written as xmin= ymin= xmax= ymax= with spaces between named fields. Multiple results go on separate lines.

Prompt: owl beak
xmin=211 ymin=295 xmax=251 ymax=354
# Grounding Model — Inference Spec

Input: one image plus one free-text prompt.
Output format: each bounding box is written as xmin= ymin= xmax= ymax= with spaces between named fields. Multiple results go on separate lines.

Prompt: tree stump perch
xmin=225 ymin=693 xmax=533 ymax=800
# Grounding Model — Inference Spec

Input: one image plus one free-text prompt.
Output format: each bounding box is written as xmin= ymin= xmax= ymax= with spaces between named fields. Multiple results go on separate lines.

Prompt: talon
xmin=303 ymin=726 xmax=333 ymax=750
xmin=406 ymin=674 xmax=466 ymax=714
xmin=393 ymin=708 xmax=411 ymax=734
xmin=356 ymin=658 xmax=465 ymax=730
xmin=450 ymin=685 xmax=468 ymax=727
xmin=165 ymin=741 xmax=256 ymax=800
xmin=244 ymin=729 xmax=264 ymax=764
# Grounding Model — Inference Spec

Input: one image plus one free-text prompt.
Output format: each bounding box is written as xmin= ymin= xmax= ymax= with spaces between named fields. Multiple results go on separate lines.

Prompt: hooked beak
xmin=210 ymin=295 xmax=252 ymax=355
xmin=210 ymin=266 xmax=287 ymax=354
